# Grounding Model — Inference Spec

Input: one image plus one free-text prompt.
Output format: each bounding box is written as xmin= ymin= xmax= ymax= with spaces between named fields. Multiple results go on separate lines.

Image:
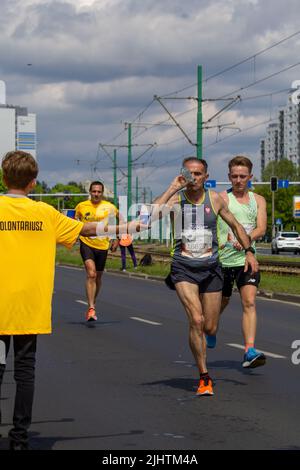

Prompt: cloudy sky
xmin=1 ymin=0 xmax=300 ymax=197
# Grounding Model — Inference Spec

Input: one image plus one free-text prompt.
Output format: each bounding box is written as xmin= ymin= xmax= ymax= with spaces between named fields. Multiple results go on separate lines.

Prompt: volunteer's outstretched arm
xmin=80 ymin=220 xmax=143 ymax=237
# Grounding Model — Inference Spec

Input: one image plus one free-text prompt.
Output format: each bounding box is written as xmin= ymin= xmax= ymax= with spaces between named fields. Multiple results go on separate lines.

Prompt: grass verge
xmin=56 ymin=245 xmax=300 ymax=296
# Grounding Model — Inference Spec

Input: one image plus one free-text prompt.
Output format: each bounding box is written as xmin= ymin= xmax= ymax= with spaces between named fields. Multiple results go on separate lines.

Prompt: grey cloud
xmin=1 ymin=0 xmax=300 ymax=190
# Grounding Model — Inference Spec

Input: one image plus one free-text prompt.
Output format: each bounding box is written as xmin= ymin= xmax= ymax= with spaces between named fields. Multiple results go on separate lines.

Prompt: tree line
xmin=1 ymin=159 xmax=300 ymax=236
xmin=255 ymin=159 xmax=300 ymax=236
xmin=0 ymin=171 xmax=87 ymax=209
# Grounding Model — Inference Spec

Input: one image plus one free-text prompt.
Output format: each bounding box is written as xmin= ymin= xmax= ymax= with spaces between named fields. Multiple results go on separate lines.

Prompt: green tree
xmin=48 ymin=182 xmax=86 ymax=210
xmin=0 ymin=169 xmax=6 ymax=192
xmin=262 ymin=159 xmax=299 ymax=182
xmin=255 ymin=159 xmax=300 ymax=234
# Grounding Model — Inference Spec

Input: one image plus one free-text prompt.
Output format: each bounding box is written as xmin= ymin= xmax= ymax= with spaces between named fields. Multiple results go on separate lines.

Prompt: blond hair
xmin=228 ymin=155 xmax=253 ymax=173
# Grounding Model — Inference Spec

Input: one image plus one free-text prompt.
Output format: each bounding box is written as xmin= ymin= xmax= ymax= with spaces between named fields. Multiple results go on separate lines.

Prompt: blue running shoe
xmin=206 ymin=334 xmax=217 ymax=349
xmin=242 ymin=347 xmax=266 ymax=368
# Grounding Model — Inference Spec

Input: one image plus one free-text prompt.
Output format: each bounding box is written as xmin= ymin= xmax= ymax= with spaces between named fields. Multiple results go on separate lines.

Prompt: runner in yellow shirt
xmin=0 ymin=151 xmax=140 ymax=450
xmin=75 ymin=182 xmax=119 ymax=322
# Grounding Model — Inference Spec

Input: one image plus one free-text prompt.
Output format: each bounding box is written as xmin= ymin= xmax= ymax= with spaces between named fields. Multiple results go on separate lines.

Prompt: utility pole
xmin=113 ymin=149 xmax=117 ymax=207
xmin=154 ymin=65 xmax=240 ymax=161
xmin=272 ymin=190 xmax=275 ymax=238
xmin=197 ymin=65 xmax=202 ymax=159
xmin=135 ymin=176 xmax=139 ymax=204
xmin=127 ymin=123 xmax=132 ymax=220
xmin=99 ymin=132 xmax=155 ymax=220
xmin=270 ymin=176 xmax=278 ymax=238
xmin=142 ymin=187 xmax=147 ymax=203
xmin=98 ymin=143 xmax=127 ymax=207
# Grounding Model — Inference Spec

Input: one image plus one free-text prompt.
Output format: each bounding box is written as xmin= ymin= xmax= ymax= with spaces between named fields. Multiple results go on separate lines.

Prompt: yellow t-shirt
xmin=0 ymin=196 xmax=83 ymax=335
xmin=75 ymin=199 xmax=118 ymax=250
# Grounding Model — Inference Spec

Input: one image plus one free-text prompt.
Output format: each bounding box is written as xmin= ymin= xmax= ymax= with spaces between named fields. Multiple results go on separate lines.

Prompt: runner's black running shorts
xmin=222 ymin=266 xmax=260 ymax=298
xmin=166 ymin=261 xmax=224 ymax=293
xmin=80 ymin=240 xmax=108 ymax=272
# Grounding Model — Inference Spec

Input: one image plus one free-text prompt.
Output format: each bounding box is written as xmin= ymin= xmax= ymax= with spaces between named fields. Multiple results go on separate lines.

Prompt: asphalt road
xmin=1 ymin=266 xmax=300 ymax=450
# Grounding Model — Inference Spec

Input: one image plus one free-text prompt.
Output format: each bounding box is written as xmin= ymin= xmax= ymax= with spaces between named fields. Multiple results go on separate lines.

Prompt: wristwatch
xmin=245 ymin=246 xmax=255 ymax=254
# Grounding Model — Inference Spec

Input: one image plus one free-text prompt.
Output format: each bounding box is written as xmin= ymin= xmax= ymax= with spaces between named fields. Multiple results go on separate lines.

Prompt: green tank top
xmin=218 ymin=191 xmax=257 ymax=267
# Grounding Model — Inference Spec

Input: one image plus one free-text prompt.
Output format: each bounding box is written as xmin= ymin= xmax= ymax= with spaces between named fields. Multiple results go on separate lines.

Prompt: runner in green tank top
xmin=218 ymin=156 xmax=267 ymax=368
xmin=153 ymin=157 xmax=259 ymax=396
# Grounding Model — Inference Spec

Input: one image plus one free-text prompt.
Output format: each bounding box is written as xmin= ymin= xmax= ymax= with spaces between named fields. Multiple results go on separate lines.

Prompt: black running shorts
xmin=167 ymin=261 xmax=224 ymax=293
xmin=222 ymin=266 xmax=260 ymax=298
xmin=79 ymin=241 xmax=108 ymax=272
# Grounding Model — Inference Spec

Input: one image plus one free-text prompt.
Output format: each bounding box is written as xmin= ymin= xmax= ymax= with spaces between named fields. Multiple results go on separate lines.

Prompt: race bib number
xmin=181 ymin=226 xmax=213 ymax=259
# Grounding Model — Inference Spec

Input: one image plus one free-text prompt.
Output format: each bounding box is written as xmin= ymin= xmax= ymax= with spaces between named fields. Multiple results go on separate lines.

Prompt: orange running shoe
xmin=196 ymin=376 xmax=214 ymax=396
xmin=86 ymin=307 xmax=97 ymax=322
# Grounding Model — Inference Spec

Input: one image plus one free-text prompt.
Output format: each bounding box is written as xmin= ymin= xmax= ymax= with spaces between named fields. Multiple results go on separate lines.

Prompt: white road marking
xmin=227 ymin=343 xmax=286 ymax=359
xmin=130 ymin=317 xmax=162 ymax=326
xmin=58 ymin=265 xmax=82 ymax=271
xmin=76 ymin=300 xmax=88 ymax=305
xmin=257 ymin=297 xmax=300 ymax=308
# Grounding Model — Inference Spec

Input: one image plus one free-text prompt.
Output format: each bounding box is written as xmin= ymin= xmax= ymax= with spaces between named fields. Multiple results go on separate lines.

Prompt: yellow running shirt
xmin=0 ymin=196 xmax=83 ymax=335
xmin=75 ymin=199 xmax=118 ymax=250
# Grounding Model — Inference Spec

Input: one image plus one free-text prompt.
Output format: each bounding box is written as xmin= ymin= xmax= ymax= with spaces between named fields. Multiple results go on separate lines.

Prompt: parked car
xmin=271 ymin=231 xmax=300 ymax=254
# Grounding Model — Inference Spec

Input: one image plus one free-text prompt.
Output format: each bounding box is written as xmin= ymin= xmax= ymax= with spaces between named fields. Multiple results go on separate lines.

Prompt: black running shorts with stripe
xmin=222 ymin=266 xmax=260 ymax=298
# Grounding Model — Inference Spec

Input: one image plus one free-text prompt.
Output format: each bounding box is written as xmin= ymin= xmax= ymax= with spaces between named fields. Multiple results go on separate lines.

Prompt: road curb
xmin=260 ymin=291 xmax=300 ymax=304
xmin=105 ymin=268 xmax=164 ymax=283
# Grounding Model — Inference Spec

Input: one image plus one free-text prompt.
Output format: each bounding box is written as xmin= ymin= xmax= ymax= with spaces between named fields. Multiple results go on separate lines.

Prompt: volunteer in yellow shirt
xmin=0 ymin=151 xmax=139 ymax=451
xmin=75 ymin=181 xmax=119 ymax=322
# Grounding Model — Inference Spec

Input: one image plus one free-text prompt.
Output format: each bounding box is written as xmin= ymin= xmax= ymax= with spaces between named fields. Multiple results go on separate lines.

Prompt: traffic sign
xmin=278 ymin=179 xmax=289 ymax=189
xmin=205 ymin=179 xmax=216 ymax=188
xmin=293 ymin=196 xmax=300 ymax=219
xmin=276 ymin=218 xmax=282 ymax=225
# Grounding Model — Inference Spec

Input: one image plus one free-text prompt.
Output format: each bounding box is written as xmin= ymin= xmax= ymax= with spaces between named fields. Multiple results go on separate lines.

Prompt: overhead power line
xmin=220 ymin=59 xmax=300 ymax=100
xmin=240 ymin=87 xmax=291 ymax=102
xmin=204 ymin=28 xmax=300 ymax=82
xmin=204 ymin=117 xmax=276 ymax=149
xmin=161 ymin=28 xmax=300 ymax=98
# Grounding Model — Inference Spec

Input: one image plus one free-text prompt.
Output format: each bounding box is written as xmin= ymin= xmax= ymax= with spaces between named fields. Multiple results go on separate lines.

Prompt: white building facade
xmin=0 ymin=81 xmax=37 ymax=161
xmin=260 ymin=93 xmax=300 ymax=175
xmin=283 ymin=95 xmax=300 ymax=167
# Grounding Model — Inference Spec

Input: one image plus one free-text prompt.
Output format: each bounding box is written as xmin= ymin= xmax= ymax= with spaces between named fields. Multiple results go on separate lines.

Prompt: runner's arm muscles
xmin=151 ymin=175 xmax=186 ymax=221
xmin=248 ymin=195 xmax=267 ymax=242
xmin=152 ymin=193 xmax=180 ymax=218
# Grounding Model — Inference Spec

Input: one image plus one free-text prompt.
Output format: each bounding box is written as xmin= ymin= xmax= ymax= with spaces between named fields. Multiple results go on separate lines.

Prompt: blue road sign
xmin=278 ymin=179 xmax=289 ymax=189
xmin=276 ymin=218 xmax=282 ymax=225
xmin=205 ymin=179 xmax=216 ymax=188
